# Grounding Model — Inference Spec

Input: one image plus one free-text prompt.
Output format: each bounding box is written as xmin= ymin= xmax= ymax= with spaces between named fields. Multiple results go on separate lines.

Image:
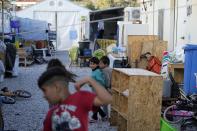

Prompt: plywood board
xmin=130 ymin=41 xmax=142 ymax=61
xmin=128 ymin=35 xmax=159 ymax=43
xmin=128 ymin=76 xmax=162 ymax=131
xmin=111 ymin=89 xmax=120 ymax=111
xmin=141 ymin=41 xmax=154 ymax=55
xmin=128 ymin=39 xmax=167 ymax=69
xmin=131 ymin=61 xmax=138 ymax=68
xmin=119 ymin=93 xmax=128 ymax=116
xmin=127 ymin=35 xmax=159 ymax=65
xmin=110 ymin=107 xmax=119 ymax=126
xmin=118 ymin=114 xmax=127 ymax=131
xmin=111 ymin=70 xmax=120 ymax=91
xmin=153 ymin=41 xmax=167 ymax=61
xmin=119 ymin=72 xmax=130 ymax=92
xmin=138 ymin=58 xmax=148 ymax=69
xmin=114 ymin=68 xmax=160 ymax=76
xmin=168 ymin=63 xmax=184 ymax=83
xmin=111 ymin=68 xmax=162 ymax=131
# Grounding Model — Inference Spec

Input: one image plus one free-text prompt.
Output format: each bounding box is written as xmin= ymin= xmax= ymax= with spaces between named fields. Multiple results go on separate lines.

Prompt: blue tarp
xmin=17 ymin=17 xmax=48 ymax=41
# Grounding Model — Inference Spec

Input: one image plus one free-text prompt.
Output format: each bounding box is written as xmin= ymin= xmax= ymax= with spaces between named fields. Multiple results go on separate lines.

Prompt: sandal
xmin=1 ymin=87 xmax=9 ymax=92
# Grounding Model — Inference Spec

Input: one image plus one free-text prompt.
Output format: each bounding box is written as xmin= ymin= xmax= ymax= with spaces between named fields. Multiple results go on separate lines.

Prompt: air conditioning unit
xmin=124 ymin=7 xmax=141 ymax=22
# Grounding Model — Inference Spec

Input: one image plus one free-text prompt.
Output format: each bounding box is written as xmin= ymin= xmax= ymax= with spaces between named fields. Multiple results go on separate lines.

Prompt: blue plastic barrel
xmin=10 ymin=20 xmax=20 ymax=28
xmin=184 ymin=44 xmax=197 ymax=95
xmin=83 ymin=49 xmax=92 ymax=56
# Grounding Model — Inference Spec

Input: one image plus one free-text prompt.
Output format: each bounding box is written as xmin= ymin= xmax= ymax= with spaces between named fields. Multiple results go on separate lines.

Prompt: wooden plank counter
xmin=168 ymin=63 xmax=184 ymax=83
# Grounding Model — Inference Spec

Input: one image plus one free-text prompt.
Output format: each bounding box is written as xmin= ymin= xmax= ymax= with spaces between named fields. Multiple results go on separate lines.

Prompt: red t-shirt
xmin=43 ymin=91 xmax=96 ymax=131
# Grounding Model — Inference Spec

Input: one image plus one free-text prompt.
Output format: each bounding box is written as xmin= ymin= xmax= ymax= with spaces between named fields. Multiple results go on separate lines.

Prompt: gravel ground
xmin=0 ymin=51 xmax=117 ymax=131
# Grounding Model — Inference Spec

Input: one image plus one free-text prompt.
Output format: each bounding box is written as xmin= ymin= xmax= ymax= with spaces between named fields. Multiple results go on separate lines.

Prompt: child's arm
xmin=75 ymin=77 xmax=112 ymax=106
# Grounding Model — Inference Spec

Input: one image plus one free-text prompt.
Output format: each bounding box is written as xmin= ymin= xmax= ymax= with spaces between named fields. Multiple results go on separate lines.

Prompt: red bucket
xmin=36 ymin=41 xmax=46 ymax=49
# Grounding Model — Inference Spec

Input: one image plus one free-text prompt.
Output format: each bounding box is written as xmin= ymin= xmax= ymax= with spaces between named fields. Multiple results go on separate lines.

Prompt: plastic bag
xmin=106 ymin=44 xmax=116 ymax=54
xmin=169 ymin=44 xmax=185 ymax=63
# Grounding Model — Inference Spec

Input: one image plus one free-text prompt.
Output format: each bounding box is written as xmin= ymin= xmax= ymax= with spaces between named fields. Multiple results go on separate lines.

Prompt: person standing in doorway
xmin=97 ymin=20 xmax=104 ymax=39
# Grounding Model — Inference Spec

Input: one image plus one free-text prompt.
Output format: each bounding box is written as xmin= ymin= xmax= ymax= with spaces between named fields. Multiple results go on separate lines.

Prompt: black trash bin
xmin=78 ymin=41 xmax=90 ymax=56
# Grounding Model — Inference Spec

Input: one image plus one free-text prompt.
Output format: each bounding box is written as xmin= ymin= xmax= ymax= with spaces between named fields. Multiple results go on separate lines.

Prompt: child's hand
xmin=74 ymin=77 xmax=91 ymax=91
xmin=74 ymin=83 xmax=81 ymax=91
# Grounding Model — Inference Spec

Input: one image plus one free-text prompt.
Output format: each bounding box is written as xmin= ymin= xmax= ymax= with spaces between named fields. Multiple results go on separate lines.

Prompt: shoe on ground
xmin=101 ymin=116 xmax=108 ymax=121
xmin=89 ymin=119 xmax=98 ymax=123
xmin=1 ymin=87 xmax=9 ymax=92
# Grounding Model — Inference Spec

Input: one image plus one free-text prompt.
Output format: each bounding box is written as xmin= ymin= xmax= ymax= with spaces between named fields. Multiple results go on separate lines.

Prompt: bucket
xmin=160 ymin=118 xmax=177 ymax=131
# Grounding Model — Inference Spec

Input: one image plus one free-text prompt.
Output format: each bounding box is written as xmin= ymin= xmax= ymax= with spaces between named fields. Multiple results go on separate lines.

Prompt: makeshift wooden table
xmin=168 ymin=63 xmax=184 ymax=83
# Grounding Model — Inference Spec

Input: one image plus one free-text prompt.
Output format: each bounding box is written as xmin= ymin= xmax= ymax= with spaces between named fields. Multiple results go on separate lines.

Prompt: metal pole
xmin=1 ymin=0 xmax=4 ymax=42
xmin=173 ymin=0 xmax=176 ymax=50
xmin=55 ymin=11 xmax=57 ymax=51
xmin=13 ymin=1 xmax=16 ymax=19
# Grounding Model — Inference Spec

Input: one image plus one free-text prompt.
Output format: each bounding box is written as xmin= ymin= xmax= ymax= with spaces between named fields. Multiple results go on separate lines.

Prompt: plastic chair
xmin=68 ymin=46 xmax=79 ymax=67
xmin=94 ymin=39 xmax=117 ymax=53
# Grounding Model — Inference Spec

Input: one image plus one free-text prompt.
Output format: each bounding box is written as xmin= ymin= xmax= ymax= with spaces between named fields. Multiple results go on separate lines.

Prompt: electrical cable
xmin=0 ymin=1 xmax=196 ymax=38
xmin=2 ymin=16 xmax=124 ymax=38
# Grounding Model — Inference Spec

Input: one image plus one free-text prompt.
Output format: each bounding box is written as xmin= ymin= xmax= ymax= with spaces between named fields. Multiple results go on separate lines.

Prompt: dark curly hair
xmin=47 ymin=59 xmax=65 ymax=70
xmin=100 ymin=56 xmax=110 ymax=66
xmin=38 ymin=67 xmax=77 ymax=89
xmin=89 ymin=57 xmax=99 ymax=65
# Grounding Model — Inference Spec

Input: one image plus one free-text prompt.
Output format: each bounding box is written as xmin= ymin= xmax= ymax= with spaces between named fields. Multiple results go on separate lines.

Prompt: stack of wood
xmin=127 ymin=35 xmax=167 ymax=69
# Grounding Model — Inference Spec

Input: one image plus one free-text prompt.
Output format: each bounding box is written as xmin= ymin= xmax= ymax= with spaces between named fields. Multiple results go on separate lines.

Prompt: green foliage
xmin=95 ymin=0 xmax=112 ymax=9
xmin=93 ymin=49 xmax=106 ymax=60
xmin=70 ymin=0 xmax=83 ymax=1
xmin=85 ymin=2 xmax=96 ymax=10
xmin=71 ymin=0 xmax=139 ymax=9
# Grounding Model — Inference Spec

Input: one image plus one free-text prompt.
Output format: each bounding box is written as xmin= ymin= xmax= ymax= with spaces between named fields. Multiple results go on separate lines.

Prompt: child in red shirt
xmin=38 ymin=67 xmax=112 ymax=131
